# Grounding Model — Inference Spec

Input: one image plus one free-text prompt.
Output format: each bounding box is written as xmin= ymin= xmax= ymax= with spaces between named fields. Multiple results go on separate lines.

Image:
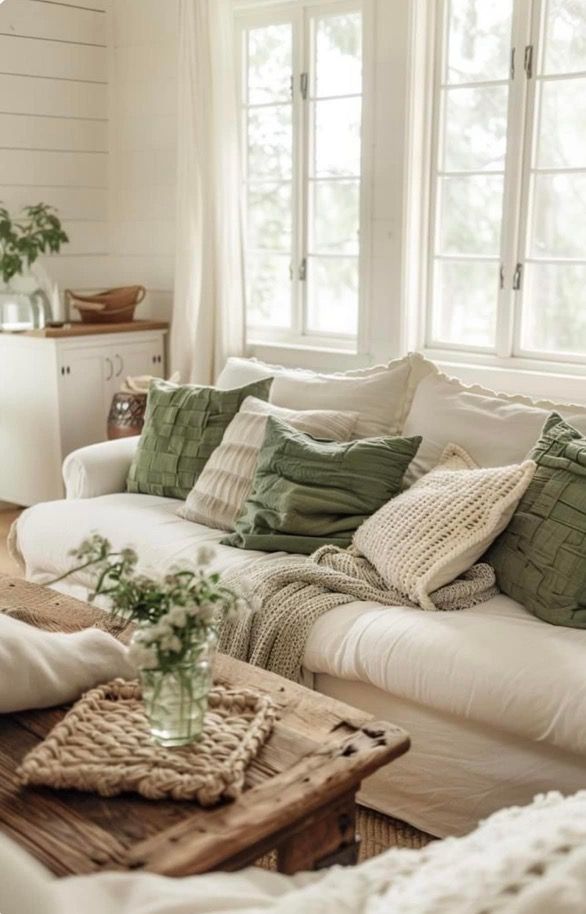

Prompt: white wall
xmin=0 ymin=0 xmax=109 ymax=305
xmin=107 ymin=0 xmax=179 ymax=322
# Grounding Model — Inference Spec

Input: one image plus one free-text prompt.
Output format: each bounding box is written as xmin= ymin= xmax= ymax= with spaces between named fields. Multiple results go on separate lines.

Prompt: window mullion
xmin=495 ymin=0 xmax=534 ymax=358
xmin=511 ymin=0 xmax=543 ymax=357
xmin=297 ymin=7 xmax=312 ymax=337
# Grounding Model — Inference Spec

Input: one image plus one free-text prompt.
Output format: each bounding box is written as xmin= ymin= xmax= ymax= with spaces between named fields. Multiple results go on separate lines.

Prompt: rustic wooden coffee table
xmin=0 ymin=577 xmax=410 ymax=877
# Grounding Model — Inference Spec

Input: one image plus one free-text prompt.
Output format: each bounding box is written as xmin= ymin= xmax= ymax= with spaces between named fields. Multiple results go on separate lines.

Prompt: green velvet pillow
xmin=222 ymin=415 xmax=421 ymax=555
xmin=127 ymin=377 xmax=272 ymax=499
xmin=488 ymin=413 xmax=586 ymax=629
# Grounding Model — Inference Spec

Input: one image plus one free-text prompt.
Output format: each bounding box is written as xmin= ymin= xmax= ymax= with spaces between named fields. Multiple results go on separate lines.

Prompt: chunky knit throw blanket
xmin=220 ymin=545 xmax=498 ymax=683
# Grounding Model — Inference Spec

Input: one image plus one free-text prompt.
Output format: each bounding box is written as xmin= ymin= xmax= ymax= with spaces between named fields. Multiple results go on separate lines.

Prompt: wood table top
xmin=0 ymin=577 xmax=410 ymax=877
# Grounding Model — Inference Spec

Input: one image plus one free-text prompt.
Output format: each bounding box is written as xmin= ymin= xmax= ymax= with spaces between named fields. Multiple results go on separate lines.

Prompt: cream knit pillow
xmin=179 ymin=397 xmax=358 ymax=532
xmin=354 ymin=444 xmax=536 ymax=610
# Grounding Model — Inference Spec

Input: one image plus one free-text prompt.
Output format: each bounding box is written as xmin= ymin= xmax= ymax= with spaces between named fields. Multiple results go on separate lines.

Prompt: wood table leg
xmin=276 ymin=790 xmax=359 ymax=874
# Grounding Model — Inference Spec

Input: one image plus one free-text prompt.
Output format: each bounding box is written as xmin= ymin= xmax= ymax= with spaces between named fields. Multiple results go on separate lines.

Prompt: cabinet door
xmin=58 ymin=349 xmax=108 ymax=456
xmin=104 ymin=339 xmax=165 ymax=412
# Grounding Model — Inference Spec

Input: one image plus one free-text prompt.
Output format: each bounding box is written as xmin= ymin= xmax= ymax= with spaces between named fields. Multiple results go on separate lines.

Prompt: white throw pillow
xmin=216 ymin=354 xmax=433 ymax=438
xmin=354 ymin=444 xmax=536 ymax=610
xmin=0 ymin=614 xmax=134 ymax=713
xmin=179 ymin=397 xmax=359 ymax=531
xmin=403 ymin=368 xmax=586 ymax=485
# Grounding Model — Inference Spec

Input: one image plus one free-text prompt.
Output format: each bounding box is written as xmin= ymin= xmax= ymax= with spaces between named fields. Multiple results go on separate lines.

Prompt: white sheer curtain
xmin=171 ymin=0 xmax=245 ymax=385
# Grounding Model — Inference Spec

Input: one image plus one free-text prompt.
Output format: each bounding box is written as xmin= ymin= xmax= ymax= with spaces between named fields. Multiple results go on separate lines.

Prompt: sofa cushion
xmin=223 ymin=416 xmax=421 ymax=555
xmin=14 ymin=494 xmax=292 ymax=599
xmin=354 ymin=444 xmax=535 ymax=610
xmin=403 ymin=368 xmax=586 ymax=484
xmin=488 ymin=414 xmax=586 ymax=629
xmin=216 ymin=354 xmax=434 ymax=438
xmin=303 ymin=592 xmax=586 ymax=759
xmin=179 ymin=397 xmax=358 ymax=532
xmin=127 ymin=377 xmax=272 ymax=499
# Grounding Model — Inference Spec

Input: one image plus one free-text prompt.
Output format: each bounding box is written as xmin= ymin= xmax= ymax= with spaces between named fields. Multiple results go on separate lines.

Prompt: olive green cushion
xmin=488 ymin=413 xmax=586 ymax=629
xmin=127 ymin=377 xmax=272 ymax=499
xmin=222 ymin=416 xmax=421 ymax=554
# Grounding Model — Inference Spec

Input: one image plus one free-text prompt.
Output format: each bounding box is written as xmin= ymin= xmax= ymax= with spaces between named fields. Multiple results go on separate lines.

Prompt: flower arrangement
xmin=53 ymin=534 xmax=242 ymax=745
xmin=55 ymin=534 xmax=239 ymax=673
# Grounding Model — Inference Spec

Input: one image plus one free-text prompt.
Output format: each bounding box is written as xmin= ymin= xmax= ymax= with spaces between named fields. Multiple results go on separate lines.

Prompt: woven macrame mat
xmin=18 ymin=678 xmax=277 ymax=806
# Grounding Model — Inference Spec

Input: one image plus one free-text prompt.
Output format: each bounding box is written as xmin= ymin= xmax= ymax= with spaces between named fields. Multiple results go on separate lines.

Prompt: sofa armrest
xmin=62 ymin=437 xmax=139 ymax=499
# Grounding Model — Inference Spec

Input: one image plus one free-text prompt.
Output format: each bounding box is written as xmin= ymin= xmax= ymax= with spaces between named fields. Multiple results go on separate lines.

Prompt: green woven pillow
xmin=127 ymin=377 xmax=272 ymax=499
xmin=488 ymin=413 xmax=586 ymax=629
xmin=222 ymin=415 xmax=421 ymax=555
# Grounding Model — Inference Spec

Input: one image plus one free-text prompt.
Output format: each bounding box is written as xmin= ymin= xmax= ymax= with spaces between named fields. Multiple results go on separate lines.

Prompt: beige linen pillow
xmin=179 ymin=397 xmax=359 ymax=531
xmin=216 ymin=353 xmax=435 ymax=438
xmin=354 ymin=444 xmax=536 ymax=610
xmin=403 ymin=368 xmax=586 ymax=486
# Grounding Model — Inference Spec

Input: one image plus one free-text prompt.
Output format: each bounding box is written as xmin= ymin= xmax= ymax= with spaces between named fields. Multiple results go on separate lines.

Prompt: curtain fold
xmin=171 ymin=0 xmax=245 ymax=385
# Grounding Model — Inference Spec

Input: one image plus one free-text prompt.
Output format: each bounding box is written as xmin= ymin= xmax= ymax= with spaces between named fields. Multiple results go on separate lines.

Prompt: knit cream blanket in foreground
xmin=219 ymin=546 xmax=497 ymax=683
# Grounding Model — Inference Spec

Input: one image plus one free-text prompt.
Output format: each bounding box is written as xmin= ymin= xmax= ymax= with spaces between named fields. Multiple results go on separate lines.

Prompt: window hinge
xmin=510 ymin=47 xmax=516 ymax=80
xmin=499 ymin=264 xmax=505 ymax=289
xmin=512 ymin=262 xmax=523 ymax=290
xmin=300 ymin=72 xmax=309 ymax=100
xmin=299 ymin=258 xmax=307 ymax=281
xmin=524 ymin=45 xmax=534 ymax=78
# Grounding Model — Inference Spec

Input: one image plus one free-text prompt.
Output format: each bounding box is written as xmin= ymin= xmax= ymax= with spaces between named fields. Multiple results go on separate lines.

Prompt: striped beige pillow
xmin=179 ymin=397 xmax=359 ymax=532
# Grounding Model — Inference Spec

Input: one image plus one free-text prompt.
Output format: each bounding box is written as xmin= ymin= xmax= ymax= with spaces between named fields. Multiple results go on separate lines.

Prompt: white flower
xmin=196 ymin=545 xmax=216 ymax=567
xmin=128 ymin=643 xmax=159 ymax=671
xmin=160 ymin=634 xmax=182 ymax=653
xmin=166 ymin=605 xmax=188 ymax=628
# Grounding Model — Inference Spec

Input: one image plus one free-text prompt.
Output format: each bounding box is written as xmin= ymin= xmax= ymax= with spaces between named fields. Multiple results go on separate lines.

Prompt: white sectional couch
xmin=10 ymin=353 xmax=586 ymax=838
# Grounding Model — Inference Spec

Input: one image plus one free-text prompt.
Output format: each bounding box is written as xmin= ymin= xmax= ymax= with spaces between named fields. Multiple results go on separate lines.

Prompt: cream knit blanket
xmin=219 ymin=546 xmax=497 ymax=683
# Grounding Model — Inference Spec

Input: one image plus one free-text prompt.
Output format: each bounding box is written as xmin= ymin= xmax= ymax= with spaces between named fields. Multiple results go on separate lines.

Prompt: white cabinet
xmin=0 ymin=328 xmax=167 ymax=506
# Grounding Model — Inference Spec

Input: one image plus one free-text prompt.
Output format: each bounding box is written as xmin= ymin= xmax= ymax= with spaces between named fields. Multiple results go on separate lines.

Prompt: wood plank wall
xmin=0 ymin=0 xmax=109 ymax=305
xmin=108 ymin=0 xmax=178 ymax=322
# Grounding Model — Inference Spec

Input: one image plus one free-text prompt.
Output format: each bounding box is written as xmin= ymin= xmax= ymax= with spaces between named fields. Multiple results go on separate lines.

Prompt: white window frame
xmin=417 ymin=0 xmax=586 ymax=375
xmin=235 ymin=0 xmax=374 ymax=355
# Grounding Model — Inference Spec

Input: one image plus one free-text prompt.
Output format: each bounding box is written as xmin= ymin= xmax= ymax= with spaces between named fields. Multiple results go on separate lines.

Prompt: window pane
xmin=311 ymin=180 xmax=359 ymax=254
xmin=521 ymin=263 xmax=586 ymax=354
xmin=432 ymin=259 xmax=498 ymax=347
xmin=543 ymin=0 xmax=586 ymax=75
xmin=443 ymin=86 xmax=508 ymax=172
xmin=246 ymin=253 xmax=292 ymax=328
xmin=248 ymin=24 xmax=292 ymax=104
xmin=314 ymin=97 xmax=362 ymax=177
xmin=315 ymin=12 xmax=362 ymax=98
xmin=248 ymin=105 xmax=292 ymax=179
xmin=537 ymin=78 xmax=586 ymax=168
xmin=306 ymin=256 xmax=358 ymax=335
xmin=530 ymin=173 xmax=586 ymax=258
xmin=248 ymin=182 xmax=292 ymax=252
xmin=446 ymin=0 xmax=513 ymax=84
xmin=438 ymin=175 xmax=504 ymax=255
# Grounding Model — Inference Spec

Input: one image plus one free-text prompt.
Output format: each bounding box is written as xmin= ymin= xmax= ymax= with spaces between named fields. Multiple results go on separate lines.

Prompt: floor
xmin=0 ymin=505 xmax=434 ymax=857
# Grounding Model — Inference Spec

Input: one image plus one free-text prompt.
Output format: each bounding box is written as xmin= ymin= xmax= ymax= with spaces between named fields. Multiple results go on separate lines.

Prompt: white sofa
xmin=10 ymin=354 xmax=586 ymax=838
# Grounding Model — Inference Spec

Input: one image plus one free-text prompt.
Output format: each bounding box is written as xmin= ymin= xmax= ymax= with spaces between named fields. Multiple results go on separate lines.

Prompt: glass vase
xmin=0 ymin=278 xmax=52 ymax=331
xmin=138 ymin=628 xmax=218 ymax=748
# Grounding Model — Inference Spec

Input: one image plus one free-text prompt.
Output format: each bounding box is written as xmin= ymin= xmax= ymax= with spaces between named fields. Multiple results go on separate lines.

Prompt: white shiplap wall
xmin=107 ymin=0 xmax=179 ymax=322
xmin=0 ymin=0 xmax=109 ymax=305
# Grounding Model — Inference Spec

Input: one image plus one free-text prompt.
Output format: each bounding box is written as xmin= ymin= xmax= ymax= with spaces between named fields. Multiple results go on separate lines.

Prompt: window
xmin=237 ymin=2 xmax=365 ymax=349
xmin=426 ymin=0 xmax=586 ymax=364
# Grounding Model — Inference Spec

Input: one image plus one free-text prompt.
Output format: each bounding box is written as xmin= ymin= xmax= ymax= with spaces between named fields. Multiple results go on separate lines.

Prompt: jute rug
xmin=256 ymin=807 xmax=433 ymax=870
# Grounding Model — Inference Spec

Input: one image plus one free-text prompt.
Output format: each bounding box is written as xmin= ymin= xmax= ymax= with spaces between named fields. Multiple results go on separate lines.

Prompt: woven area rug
xmin=257 ymin=807 xmax=434 ymax=869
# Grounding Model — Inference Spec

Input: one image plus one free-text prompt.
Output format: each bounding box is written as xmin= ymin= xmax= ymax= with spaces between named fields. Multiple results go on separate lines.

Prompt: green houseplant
xmin=0 ymin=202 xmax=69 ymax=330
